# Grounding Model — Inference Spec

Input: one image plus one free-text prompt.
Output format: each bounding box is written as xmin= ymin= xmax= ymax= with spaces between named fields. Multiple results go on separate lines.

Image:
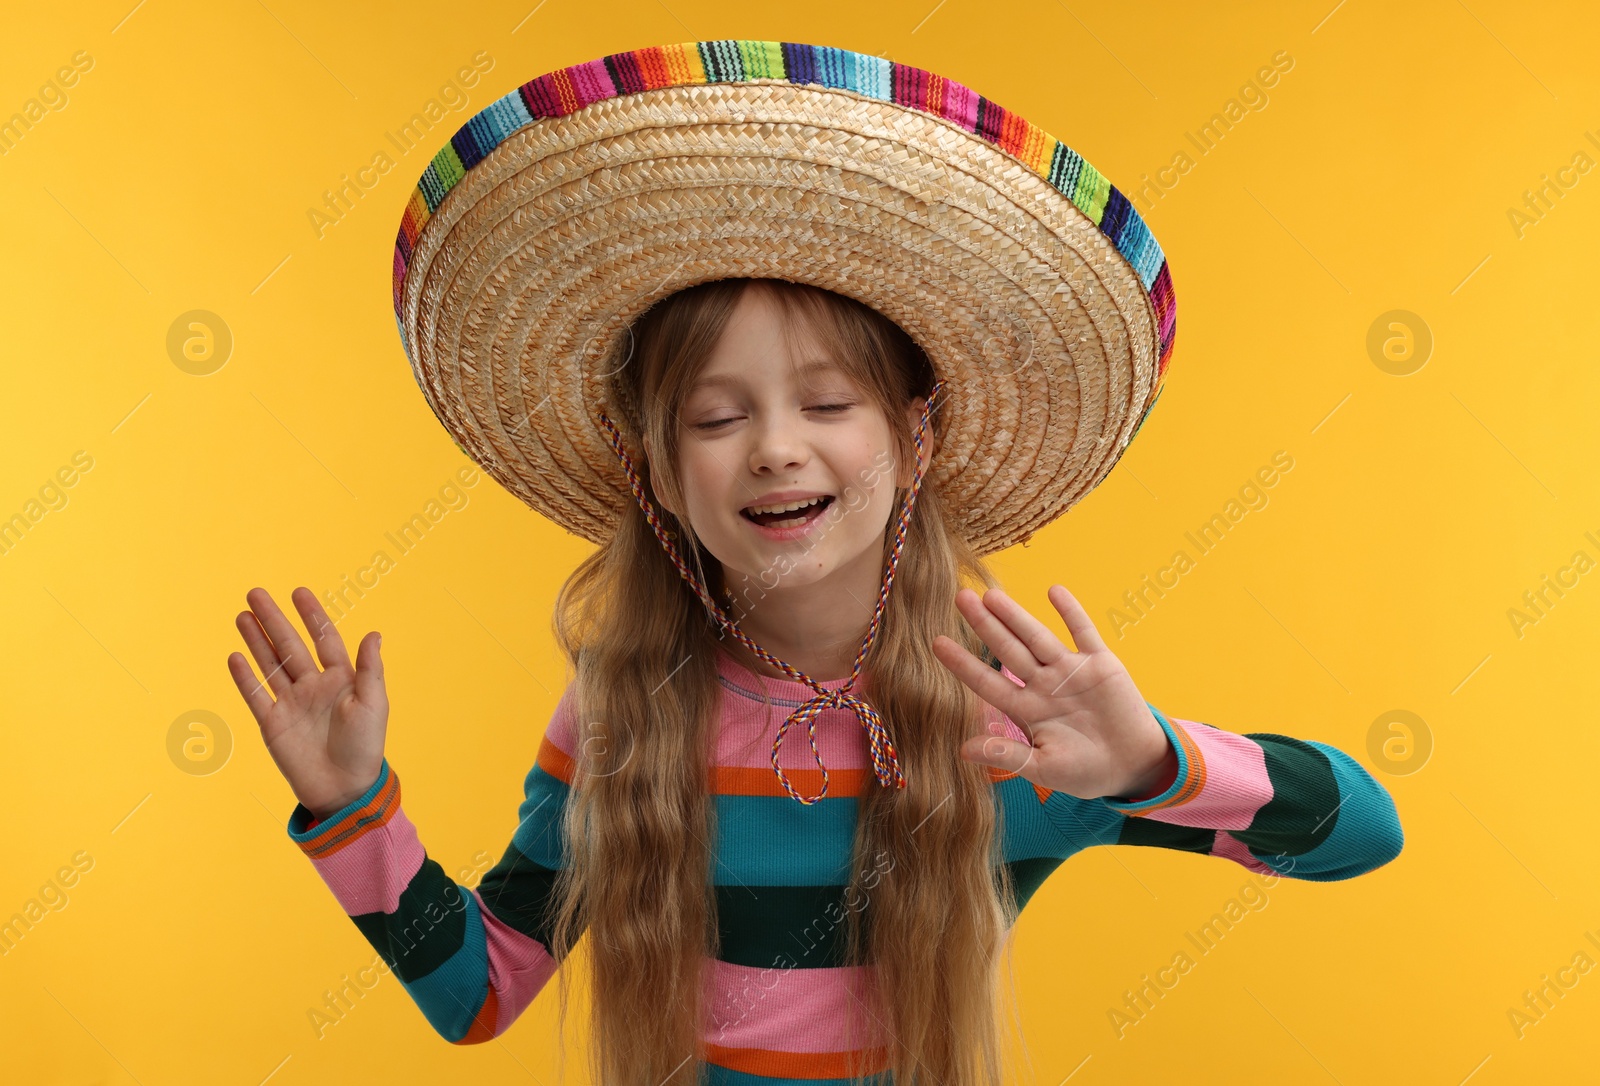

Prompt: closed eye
xmin=691 ymin=403 xmax=855 ymax=431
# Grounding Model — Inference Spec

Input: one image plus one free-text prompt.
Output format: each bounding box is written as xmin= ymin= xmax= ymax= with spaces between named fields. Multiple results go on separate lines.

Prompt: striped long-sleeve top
xmin=286 ymin=646 xmax=1404 ymax=1083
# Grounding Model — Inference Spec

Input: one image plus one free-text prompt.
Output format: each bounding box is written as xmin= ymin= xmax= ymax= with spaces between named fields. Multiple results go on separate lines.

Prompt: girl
xmin=228 ymin=42 xmax=1403 ymax=1086
xmin=230 ymin=278 xmax=1402 ymax=1084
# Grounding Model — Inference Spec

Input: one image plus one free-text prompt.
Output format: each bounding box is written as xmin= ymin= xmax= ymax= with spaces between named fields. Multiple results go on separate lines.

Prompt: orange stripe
xmin=637 ymin=45 xmax=671 ymax=89
xmin=536 ymin=735 xmax=575 ymax=784
xmin=400 ymin=188 xmax=429 ymax=246
xmin=996 ymin=108 xmax=1024 ymax=156
xmin=710 ymin=765 xmax=869 ymax=797
xmin=298 ymin=770 xmax=401 ymax=859
xmin=662 ymin=42 xmax=697 ymax=84
xmin=551 ymin=68 xmax=577 ymax=114
xmin=1126 ymin=720 xmax=1207 ymax=816
xmin=985 ymin=762 xmax=1028 ymax=784
xmin=704 ymin=1042 xmax=889 ymax=1079
xmin=454 ymin=985 xmax=499 ymax=1045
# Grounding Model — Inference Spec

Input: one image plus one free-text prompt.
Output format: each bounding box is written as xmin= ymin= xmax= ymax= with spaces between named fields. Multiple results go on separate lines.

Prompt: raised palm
xmin=227 ymin=587 xmax=388 ymax=820
xmin=932 ymin=585 xmax=1173 ymax=801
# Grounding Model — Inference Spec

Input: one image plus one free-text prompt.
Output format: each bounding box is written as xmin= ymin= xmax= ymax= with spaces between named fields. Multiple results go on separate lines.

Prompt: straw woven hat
xmin=392 ymin=40 xmax=1177 ymax=558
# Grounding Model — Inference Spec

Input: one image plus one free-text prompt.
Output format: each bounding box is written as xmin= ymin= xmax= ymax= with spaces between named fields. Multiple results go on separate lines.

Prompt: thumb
xmin=960 ymin=734 xmax=1035 ymax=778
xmin=354 ymin=631 xmax=385 ymax=704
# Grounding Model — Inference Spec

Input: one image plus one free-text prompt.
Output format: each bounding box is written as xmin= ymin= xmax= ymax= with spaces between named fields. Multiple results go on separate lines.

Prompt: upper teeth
xmin=747 ymin=496 xmax=826 ymax=516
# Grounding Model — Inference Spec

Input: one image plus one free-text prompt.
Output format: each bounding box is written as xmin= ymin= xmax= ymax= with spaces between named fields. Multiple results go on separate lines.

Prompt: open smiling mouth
xmin=739 ymin=495 xmax=835 ymax=530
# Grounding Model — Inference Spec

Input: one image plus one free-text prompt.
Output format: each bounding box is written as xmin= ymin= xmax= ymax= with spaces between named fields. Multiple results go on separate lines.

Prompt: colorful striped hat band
xmin=391 ymin=40 xmax=1178 ymax=566
xmin=597 ymin=379 xmax=943 ymax=805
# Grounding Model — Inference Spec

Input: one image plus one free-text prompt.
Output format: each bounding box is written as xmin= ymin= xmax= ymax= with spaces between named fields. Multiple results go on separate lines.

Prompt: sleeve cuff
xmin=286 ymin=758 xmax=399 ymax=859
xmin=1099 ymin=705 xmax=1201 ymax=817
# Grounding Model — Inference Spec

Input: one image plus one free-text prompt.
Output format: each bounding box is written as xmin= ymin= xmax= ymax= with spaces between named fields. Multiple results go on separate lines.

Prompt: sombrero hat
xmin=391 ymin=39 xmax=1177 ymax=560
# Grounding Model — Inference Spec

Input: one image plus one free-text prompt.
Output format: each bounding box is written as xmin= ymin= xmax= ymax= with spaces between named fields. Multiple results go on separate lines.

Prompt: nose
xmin=747 ymin=408 xmax=809 ymax=475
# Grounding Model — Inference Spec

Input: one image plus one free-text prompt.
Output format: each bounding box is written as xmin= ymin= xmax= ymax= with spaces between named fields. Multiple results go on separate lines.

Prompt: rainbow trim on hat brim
xmin=391 ymin=40 xmax=1176 ymax=434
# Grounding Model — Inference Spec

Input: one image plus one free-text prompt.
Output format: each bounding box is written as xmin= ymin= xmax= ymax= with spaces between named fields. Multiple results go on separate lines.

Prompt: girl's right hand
xmin=227 ymin=587 xmax=389 ymax=821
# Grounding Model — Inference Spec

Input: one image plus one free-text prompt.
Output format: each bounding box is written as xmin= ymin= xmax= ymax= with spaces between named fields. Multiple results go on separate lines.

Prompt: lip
xmin=739 ymin=491 xmax=837 ymax=542
xmin=743 ymin=500 xmax=834 ymax=541
xmin=740 ymin=489 xmax=834 ymax=513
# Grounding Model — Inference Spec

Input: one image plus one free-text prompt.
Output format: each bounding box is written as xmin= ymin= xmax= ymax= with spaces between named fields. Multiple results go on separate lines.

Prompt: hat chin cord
xmin=595 ymin=379 xmax=945 ymax=805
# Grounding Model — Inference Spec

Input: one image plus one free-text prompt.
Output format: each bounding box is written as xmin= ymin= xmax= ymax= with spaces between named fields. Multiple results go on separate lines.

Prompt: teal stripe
xmin=1247 ymin=742 xmax=1404 ymax=881
xmin=1039 ymin=788 xmax=1126 ymax=855
xmin=700 ymin=39 xmax=745 ymax=82
xmin=402 ymin=887 xmax=491 ymax=1042
xmin=816 ymin=45 xmax=850 ymax=90
xmin=479 ymin=90 xmax=535 ymax=142
xmin=286 ymin=756 xmax=392 ymax=845
xmin=702 ymin=1064 xmax=891 ymax=1086
xmin=1116 ymin=212 xmax=1164 ymax=290
xmin=1097 ymin=704 xmax=1192 ymax=815
xmin=714 ymin=794 xmax=857 ymax=885
xmin=418 ymin=162 xmax=448 ymax=212
xmin=853 ymin=53 xmax=892 ymax=100
xmin=509 ymin=762 xmax=572 ymax=869
xmin=995 ymin=775 xmax=1081 ymax=861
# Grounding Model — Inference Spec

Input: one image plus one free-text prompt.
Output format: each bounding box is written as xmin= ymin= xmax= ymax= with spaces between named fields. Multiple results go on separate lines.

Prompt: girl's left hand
xmin=932 ymin=585 xmax=1177 ymax=802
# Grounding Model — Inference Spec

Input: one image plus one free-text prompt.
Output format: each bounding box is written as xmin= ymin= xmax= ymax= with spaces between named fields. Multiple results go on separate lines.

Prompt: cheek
xmin=676 ymin=451 xmax=726 ymax=517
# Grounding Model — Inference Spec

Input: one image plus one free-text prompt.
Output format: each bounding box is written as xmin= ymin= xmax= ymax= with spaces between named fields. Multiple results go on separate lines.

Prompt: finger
xmin=292 ymin=587 xmax=351 ymax=671
xmin=1048 ymin=584 xmax=1107 ymax=656
xmin=352 ymin=630 xmax=385 ymax=707
xmin=932 ymin=635 xmax=1033 ymax=722
xmin=246 ymin=587 xmax=317 ymax=683
xmin=950 ymin=588 xmax=1038 ymax=680
xmin=955 ymin=587 xmax=1064 ymax=679
xmin=235 ymin=609 xmax=293 ymax=697
xmin=981 ymin=588 xmax=1074 ymax=670
xmin=226 ymin=650 xmax=277 ymax=724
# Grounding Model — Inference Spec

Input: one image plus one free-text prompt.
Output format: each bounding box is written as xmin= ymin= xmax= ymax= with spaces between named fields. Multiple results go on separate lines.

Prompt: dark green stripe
xmin=1004 ymin=856 xmax=1062 ymax=915
xmin=715 ymin=859 xmax=1068 ymax=968
xmin=715 ymin=884 xmax=856 ymax=969
xmin=476 ymin=841 xmax=566 ymax=954
xmin=1116 ymin=815 xmax=1217 ymax=855
xmin=350 ymin=857 xmax=469 ymax=982
xmin=1232 ymin=734 xmax=1340 ymax=857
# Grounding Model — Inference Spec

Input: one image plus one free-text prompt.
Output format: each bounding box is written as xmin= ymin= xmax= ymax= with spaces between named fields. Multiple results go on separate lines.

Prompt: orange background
xmin=2 ymin=1 xmax=1597 ymax=1082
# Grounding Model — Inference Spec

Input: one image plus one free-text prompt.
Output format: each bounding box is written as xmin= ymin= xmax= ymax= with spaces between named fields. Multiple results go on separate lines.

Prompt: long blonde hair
xmin=546 ymin=278 xmax=1022 ymax=1085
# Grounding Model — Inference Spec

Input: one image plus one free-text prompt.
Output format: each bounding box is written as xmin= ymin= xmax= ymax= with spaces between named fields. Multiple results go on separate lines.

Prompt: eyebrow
xmin=687 ymin=358 xmax=845 ymax=394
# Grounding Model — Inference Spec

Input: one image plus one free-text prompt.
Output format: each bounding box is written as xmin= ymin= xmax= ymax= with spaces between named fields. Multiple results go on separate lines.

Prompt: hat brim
xmin=396 ymin=48 xmax=1175 ymax=558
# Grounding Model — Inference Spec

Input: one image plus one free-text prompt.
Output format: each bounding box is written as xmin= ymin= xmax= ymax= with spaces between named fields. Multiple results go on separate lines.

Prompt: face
xmin=651 ymin=287 xmax=929 ymax=598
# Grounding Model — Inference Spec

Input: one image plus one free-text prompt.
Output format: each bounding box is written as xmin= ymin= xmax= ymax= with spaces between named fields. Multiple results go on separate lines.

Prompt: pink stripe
xmin=307 ymin=805 xmax=427 ymax=915
xmin=570 ymin=58 xmax=614 ymax=107
xmin=715 ymin=697 xmax=882 ymax=771
xmin=1150 ymin=722 xmax=1274 ymax=829
xmin=471 ymin=887 xmax=561 ymax=1036
xmin=543 ymin=684 xmax=582 ymax=758
xmin=714 ymin=650 xmax=876 ymax=770
xmin=703 ymin=959 xmax=886 ymax=1052
xmin=713 ymin=652 xmax=1033 ymax=768
xmin=941 ymin=81 xmax=978 ymax=129
xmin=1211 ymin=829 xmax=1278 ymax=875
